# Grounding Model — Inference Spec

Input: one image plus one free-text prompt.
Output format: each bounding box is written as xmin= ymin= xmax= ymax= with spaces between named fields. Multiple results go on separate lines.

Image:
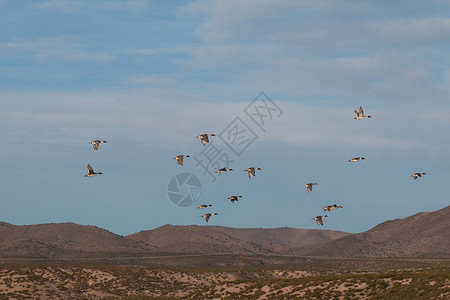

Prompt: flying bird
xmin=201 ymin=213 xmax=218 ymax=223
xmin=411 ymin=172 xmax=426 ymax=180
xmin=197 ymin=204 xmax=212 ymax=209
xmin=84 ymin=164 xmax=102 ymax=177
xmin=312 ymin=215 xmax=328 ymax=226
xmin=90 ymin=140 xmax=107 ymax=150
xmin=304 ymin=183 xmax=318 ymax=193
xmin=196 ymin=134 xmax=216 ymax=146
xmin=354 ymin=106 xmax=372 ymax=120
xmin=215 ymin=167 xmax=233 ymax=173
xmin=227 ymin=195 xmax=242 ymax=203
xmin=348 ymin=157 xmax=365 ymax=162
xmin=244 ymin=167 xmax=262 ymax=179
xmin=323 ymin=204 xmax=343 ymax=212
xmin=173 ymin=155 xmax=190 ymax=166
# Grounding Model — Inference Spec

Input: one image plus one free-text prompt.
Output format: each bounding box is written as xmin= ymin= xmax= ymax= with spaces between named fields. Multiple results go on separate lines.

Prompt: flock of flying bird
xmin=307 ymin=107 xmax=426 ymax=226
xmin=305 ymin=107 xmax=425 ymax=226
xmin=84 ymin=106 xmax=427 ymax=227
xmin=173 ymin=134 xmax=263 ymax=223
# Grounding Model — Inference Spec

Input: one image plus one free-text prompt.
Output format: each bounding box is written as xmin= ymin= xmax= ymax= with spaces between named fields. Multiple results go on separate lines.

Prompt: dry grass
xmin=0 ymin=260 xmax=447 ymax=299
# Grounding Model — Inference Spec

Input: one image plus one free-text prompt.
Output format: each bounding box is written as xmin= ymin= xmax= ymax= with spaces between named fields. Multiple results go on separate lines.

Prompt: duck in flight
xmin=90 ymin=140 xmax=107 ymax=150
xmin=304 ymin=183 xmax=318 ymax=193
xmin=228 ymin=195 xmax=242 ymax=203
xmin=215 ymin=167 xmax=233 ymax=173
xmin=411 ymin=172 xmax=426 ymax=180
xmin=312 ymin=215 xmax=328 ymax=226
xmin=323 ymin=204 xmax=343 ymax=212
xmin=348 ymin=157 xmax=365 ymax=162
xmin=354 ymin=106 xmax=371 ymax=120
xmin=201 ymin=213 xmax=217 ymax=223
xmin=197 ymin=204 xmax=212 ymax=209
xmin=84 ymin=164 xmax=102 ymax=177
xmin=196 ymin=134 xmax=216 ymax=146
xmin=244 ymin=167 xmax=262 ymax=179
xmin=173 ymin=155 xmax=190 ymax=166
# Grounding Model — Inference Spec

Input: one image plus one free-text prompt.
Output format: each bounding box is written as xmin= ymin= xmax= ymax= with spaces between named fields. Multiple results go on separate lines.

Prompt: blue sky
xmin=1 ymin=0 xmax=449 ymax=236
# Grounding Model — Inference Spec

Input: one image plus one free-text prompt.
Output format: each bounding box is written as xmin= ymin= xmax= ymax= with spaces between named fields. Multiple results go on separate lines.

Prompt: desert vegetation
xmin=0 ymin=260 xmax=447 ymax=299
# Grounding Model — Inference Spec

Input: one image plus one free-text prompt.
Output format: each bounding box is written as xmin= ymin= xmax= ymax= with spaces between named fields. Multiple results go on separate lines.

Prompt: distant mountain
xmin=127 ymin=225 xmax=350 ymax=254
xmin=127 ymin=225 xmax=269 ymax=254
xmin=0 ymin=222 xmax=151 ymax=258
xmin=3 ymin=205 xmax=447 ymax=260
xmin=0 ymin=222 xmax=351 ymax=259
xmin=292 ymin=205 xmax=450 ymax=258
xmin=208 ymin=226 xmax=350 ymax=252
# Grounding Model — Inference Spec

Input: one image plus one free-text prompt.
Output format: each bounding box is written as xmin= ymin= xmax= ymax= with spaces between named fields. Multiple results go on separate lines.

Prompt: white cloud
xmin=34 ymin=0 xmax=84 ymax=13
xmin=1 ymin=90 xmax=447 ymax=157
xmin=125 ymin=46 xmax=197 ymax=56
xmin=3 ymin=36 xmax=116 ymax=63
xmin=185 ymin=0 xmax=368 ymax=44
xmin=370 ymin=17 xmax=450 ymax=46
xmin=34 ymin=0 xmax=151 ymax=14
xmin=130 ymin=75 xmax=176 ymax=86
xmin=0 ymin=90 xmax=242 ymax=150
xmin=178 ymin=0 xmax=450 ymax=106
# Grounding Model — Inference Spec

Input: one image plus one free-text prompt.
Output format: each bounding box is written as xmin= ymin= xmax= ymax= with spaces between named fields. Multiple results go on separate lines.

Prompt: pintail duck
xmin=90 ymin=140 xmax=107 ymax=150
xmin=84 ymin=164 xmax=102 ymax=177
xmin=411 ymin=172 xmax=426 ymax=180
xmin=304 ymin=183 xmax=318 ymax=193
xmin=215 ymin=167 xmax=233 ymax=173
xmin=348 ymin=157 xmax=365 ymax=162
xmin=354 ymin=106 xmax=371 ymax=120
xmin=201 ymin=213 xmax=217 ymax=223
xmin=244 ymin=167 xmax=262 ymax=179
xmin=173 ymin=155 xmax=190 ymax=166
xmin=228 ymin=195 xmax=242 ymax=203
xmin=197 ymin=204 xmax=212 ymax=209
xmin=312 ymin=215 xmax=328 ymax=226
xmin=323 ymin=204 xmax=343 ymax=211
xmin=196 ymin=134 xmax=216 ymax=146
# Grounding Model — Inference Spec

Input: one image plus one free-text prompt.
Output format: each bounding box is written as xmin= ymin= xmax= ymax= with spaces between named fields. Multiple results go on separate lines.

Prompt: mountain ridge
xmin=290 ymin=205 xmax=450 ymax=258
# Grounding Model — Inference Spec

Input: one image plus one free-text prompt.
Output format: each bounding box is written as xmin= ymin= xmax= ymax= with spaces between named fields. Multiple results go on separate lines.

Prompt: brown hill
xmin=292 ymin=205 xmax=450 ymax=258
xmin=0 ymin=222 xmax=152 ymax=258
xmin=127 ymin=225 xmax=350 ymax=254
xmin=127 ymin=225 xmax=269 ymax=254
xmin=208 ymin=226 xmax=350 ymax=251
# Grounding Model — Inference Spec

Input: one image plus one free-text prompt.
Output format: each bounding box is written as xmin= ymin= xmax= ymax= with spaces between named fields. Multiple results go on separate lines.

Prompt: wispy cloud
xmin=129 ymin=75 xmax=176 ymax=86
xmin=125 ymin=46 xmax=208 ymax=57
xmin=34 ymin=0 xmax=151 ymax=14
xmin=3 ymin=36 xmax=116 ymax=63
xmin=34 ymin=0 xmax=84 ymax=13
xmin=1 ymin=90 xmax=447 ymax=157
xmin=370 ymin=17 xmax=450 ymax=46
xmin=178 ymin=0 xmax=450 ymax=106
